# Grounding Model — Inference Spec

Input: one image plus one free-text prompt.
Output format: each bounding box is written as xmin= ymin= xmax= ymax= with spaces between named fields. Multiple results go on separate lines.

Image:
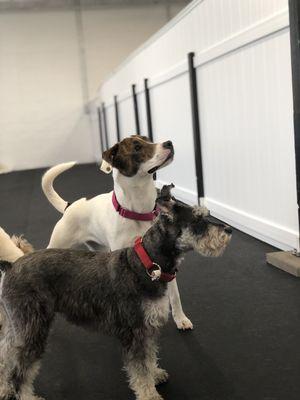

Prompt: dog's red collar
xmin=112 ymin=192 xmax=159 ymax=221
xmin=134 ymin=237 xmax=176 ymax=282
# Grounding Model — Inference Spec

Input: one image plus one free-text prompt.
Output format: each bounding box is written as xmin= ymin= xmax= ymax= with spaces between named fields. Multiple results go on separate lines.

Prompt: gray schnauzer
xmin=0 ymin=185 xmax=231 ymax=400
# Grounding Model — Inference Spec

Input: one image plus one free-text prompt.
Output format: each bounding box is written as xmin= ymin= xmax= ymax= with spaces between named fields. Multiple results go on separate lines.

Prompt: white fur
xmin=42 ymin=144 xmax=193 ymax=329
xmin=42 ymin=161 xmax=76 ymax=213
xmin=143 ymin=293 xmax=170 ymax=329
xmin=43 ymin=144 xmax=192 ymax=330
xmin=0 ymin=227 xmax=24 ymax=262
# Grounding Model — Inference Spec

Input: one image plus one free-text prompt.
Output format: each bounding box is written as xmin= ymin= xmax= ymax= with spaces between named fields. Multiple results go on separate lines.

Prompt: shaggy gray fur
xmin=0 ymin=185 xmax=231 ymax=400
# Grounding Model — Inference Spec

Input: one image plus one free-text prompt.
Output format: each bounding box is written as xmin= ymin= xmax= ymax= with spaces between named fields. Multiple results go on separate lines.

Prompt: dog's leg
xmin=47 ymin=218 xmax=81 ymax=249
xmin=0 ymin=302 xmax=53 ymax=400
xmin=168 ymin=279 xmax=193 ymax=330
xmin=0 ymin=320 xmax=19 ymax=400
xmin=123 ymin=335 xmax=164 ymax=400
xmin=19 ymin=362 xmax=44 ymax=400
xmin=144 ymin=338 xmax=168 ymax=387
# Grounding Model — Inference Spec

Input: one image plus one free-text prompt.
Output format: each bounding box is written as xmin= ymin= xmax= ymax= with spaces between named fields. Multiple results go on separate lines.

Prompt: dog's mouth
xmin=147 ymin=151 xmax=174 ymax=174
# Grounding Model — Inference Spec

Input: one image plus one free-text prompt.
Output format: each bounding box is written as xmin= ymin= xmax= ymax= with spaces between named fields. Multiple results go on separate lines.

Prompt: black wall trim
xmin=97 ymin=107 xmax=104 ymax=156
xmin=188 ymin=52 xmax=204 ymax=200
xmin=132 ymin=84 xmax=140 ymax=135
xmin=114 ymin=95 xmax=121 ymax=142
xmin=144 ymin=79 xmax=154 ymax=142
xmin=144 ymin=78 xmax=156 ymax=180
xmin=289 ymin=0 xmax=300 ymax=248
xmin=101 ymin=102 xmax=109 ymax=150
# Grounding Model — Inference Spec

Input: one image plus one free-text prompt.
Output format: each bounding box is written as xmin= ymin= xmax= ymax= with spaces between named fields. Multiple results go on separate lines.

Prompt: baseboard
xmin=155 ymin=180 xmax=198 ymax=205
xmin=0 ymin=164 xmax=12 ymax=174
xmin=205 ymin=197 xmax=299 ymax=252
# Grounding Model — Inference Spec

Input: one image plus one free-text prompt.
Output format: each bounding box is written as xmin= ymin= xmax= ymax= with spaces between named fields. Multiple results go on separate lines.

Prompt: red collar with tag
xmin=134 ymin=237 xmax=176 ymax=282
xmin=112 ymin=192 xmax=159 ymax=221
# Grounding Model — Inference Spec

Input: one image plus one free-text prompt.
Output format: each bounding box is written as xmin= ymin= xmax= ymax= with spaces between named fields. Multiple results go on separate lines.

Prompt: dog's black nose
xmin=224 ymin=227 xmax=232 ymax=234
xmin=163 ymin=140 xmax=173 ymax=149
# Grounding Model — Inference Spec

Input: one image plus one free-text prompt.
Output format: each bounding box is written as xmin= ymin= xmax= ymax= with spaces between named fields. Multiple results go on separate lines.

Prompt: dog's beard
xmin=179 ymin=227 xmax=231 ymax=257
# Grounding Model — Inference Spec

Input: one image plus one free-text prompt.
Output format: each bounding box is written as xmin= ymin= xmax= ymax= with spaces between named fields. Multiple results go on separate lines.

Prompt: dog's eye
xmin=134 ymin=144 xmax=142 ymax=151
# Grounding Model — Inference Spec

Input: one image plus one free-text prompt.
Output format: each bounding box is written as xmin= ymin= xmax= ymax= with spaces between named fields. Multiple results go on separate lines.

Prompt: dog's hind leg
xmin=0 ymin=324 xmax=20 ymax=400
xmin=18 ymin=362 xmax=44 ymax=400
xmin=123 ymin=334 xmax=163 ymax=400
xmin=168 ymin=279 xmax=193 ymax=330
xmin=47 ymin=218 xmax=82 ymax=249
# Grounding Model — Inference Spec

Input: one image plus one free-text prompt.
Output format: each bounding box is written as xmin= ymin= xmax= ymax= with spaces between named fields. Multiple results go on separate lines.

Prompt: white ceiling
xmin=0 ymin=0 xmax=190 ymax=11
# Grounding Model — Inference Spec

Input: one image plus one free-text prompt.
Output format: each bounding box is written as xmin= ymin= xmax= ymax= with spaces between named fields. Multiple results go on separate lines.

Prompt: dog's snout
xmin=224 ymin=226 xmax=232 ymax=234
xmin=163 ymin=140 xmax=173 ymax=150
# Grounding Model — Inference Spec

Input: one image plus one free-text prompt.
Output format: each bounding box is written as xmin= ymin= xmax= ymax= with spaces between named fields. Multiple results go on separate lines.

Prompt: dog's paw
xmin=147 ymin=394 xmax=163 ymax=400
xmin=154 ymin=368 xmax=169 ymax=385
xmin=138 ymin=393 xmax=163 ymax=400
xmin=173 ymin=315 xmax=193 ymax=330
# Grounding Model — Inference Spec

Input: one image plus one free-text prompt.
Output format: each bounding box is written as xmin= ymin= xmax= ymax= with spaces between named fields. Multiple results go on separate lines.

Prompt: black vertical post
xmin=289 ymin=0 xmax=300 ymax=251
xmin=144 ymin=78 xmax=156 ymax=180
xmin=132 ymin=84 xmax=141 ymax=135
xmin=97 ymin=107 xmax=104 ymax=156
xmin=101 ymin=102 xmax=109 ymax=150
xmin=144 ymin=78 xmax=154 ymax=142
xmin=188 ymin=52 xmax=204 ymax=202
xmin=114 ymin=95 xmax=121 ymax=142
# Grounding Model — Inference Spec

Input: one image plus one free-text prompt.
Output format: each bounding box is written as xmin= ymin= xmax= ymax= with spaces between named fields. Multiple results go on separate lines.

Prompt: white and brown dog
xmin=42 ymin=135 xmax=193 ymax=330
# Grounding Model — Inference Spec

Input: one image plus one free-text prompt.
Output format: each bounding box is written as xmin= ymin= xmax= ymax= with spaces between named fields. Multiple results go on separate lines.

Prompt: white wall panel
xmin=98 ymin=0 xmax=298 ymax=251
xmin=136 ymin=91 xmax=148 ymax=137
xmin=100 ymin=0 xmax=289 ymax=100
xmin=198 ymin=29 xmax=298 ymax=250
xmin=151 ymin=74 xmax=197 ymax=204
xmin=118 ymin=98 xmax=136 ymax=139
xmin=0 ymin=11 xmax=94 ymax=171
xmin=105 ymin=105 xmax=118 ymax=149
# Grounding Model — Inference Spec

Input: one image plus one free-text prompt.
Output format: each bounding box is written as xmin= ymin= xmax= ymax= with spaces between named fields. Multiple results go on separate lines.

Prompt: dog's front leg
xmin=168 ymin=279 xmax=193 ymax=330
xmin=123 ymin=336 xmax=164 ymax=400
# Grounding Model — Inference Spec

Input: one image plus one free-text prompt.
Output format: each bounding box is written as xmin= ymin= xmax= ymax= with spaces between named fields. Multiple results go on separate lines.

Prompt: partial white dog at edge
xmin=0 ymin=228 xmax=33 ymax=263
xmin=42 ymin=135 xmax=193 ymax=330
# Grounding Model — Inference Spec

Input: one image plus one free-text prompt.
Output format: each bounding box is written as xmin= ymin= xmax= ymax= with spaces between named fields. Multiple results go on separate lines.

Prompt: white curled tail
xmin=42 ymin=161 xmax=76 ymax=213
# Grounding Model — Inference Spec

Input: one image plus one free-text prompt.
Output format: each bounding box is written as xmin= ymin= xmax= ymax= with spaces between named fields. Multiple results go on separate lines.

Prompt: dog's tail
xmin=0 ymin=227 xmax=24 ymax=262
xmin=42 ymin=161 xmax=76 ymax=213
xmin=11 ymin=235 xmax=34 ymax=255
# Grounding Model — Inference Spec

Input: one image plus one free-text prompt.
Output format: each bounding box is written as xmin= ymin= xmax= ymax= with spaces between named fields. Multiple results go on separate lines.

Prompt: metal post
xmin=289 ymin=0 xmax=300 ymax=251
xmin=144 ymin=79 xmax=154 ymax=142
xmin=97 ymin=107 xmax=104 ymax=156
xmin=101 ymin=102 xmax=109 ymax=151
xmin=188 ymin=52 xmax=204 ymax=202
xmin=132 ymin=84 xmax=140 ymax=135
xmin=144 ymin=79 xmax=156 ymax=180
xmin=114 ymin=95 xmax=121 ymax=142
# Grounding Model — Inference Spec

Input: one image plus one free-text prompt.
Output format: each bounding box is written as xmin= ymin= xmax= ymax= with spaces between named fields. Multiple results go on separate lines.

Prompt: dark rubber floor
xmin=1 ymin=164 xmax=300 ymax=400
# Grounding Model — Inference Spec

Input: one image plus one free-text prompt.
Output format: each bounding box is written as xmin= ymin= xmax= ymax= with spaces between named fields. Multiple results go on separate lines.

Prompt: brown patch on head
xmin=102 ymin=136 xmax=156 ymax=177
xmin=130 ymin=134 xmax=152 ymax=143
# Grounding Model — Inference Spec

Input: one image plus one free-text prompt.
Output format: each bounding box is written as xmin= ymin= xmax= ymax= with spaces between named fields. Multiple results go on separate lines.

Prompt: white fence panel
xmin=198 ymin=28 xmax=298 ymax=251
xmin=105 ymin=105 xmax=117 ymax=148
xmin=96 ymin=0 xmax=298 ymax=251
xmin=150 ymin=73 xmax=197 ymax=204
xmin=137 ymin=90 xmax=148 ymax=137
xmin=118 ymin=96 xmax=136 ymax=139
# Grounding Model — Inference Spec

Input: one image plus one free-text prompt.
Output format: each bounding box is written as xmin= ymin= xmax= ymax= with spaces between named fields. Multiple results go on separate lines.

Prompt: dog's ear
xmin=156 ymin=184 xmax=175 ymax=213
xmin=100 ymin=143 xmax=119 ymax=174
